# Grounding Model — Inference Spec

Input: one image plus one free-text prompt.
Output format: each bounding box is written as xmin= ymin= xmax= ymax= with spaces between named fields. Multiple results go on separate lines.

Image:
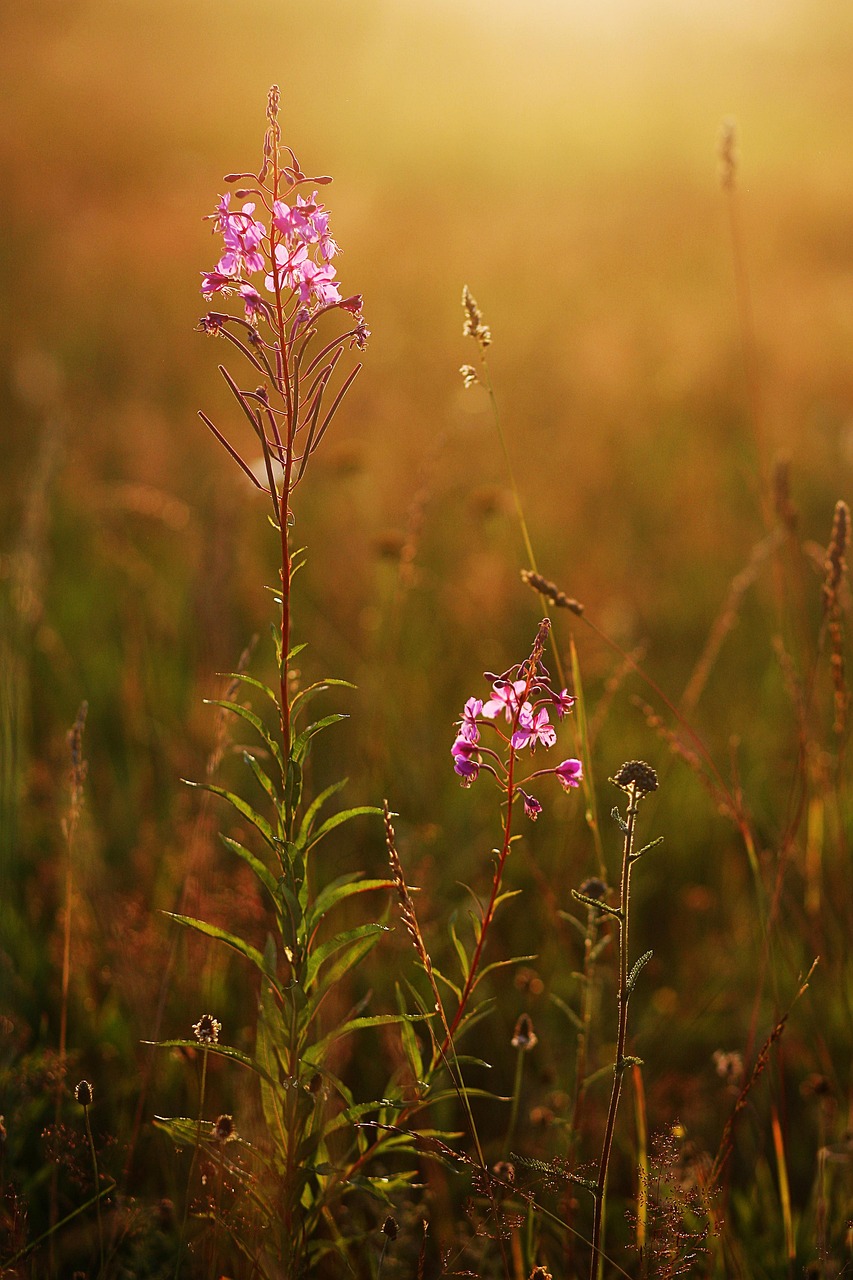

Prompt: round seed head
xmin=612 ymin=760 xmax=658 ymax=794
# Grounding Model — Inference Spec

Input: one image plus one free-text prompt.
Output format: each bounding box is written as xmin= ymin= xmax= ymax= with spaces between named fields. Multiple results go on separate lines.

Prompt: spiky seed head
xmin=192 ymin=1013 xmax=221 ymax=1045
xmin=74 ymin=1080 xmax=93 ymax=1107
xmin=382 ymin=1215 xmax=398 ymax=1241
xmin=213 ymin=1114 xmax=236 ymax=1143
xmin=612 ymin=760 xmax=658 ymax=794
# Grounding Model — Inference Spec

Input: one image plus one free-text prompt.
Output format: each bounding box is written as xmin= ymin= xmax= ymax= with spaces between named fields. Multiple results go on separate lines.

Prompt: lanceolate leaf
xmin=291 ymin=713 xmax=348 ymax=764
xmin=203 ymin=698 xmax=284 ymax=775
xmin=290 ymin=678 xmax=356 ymax=722
xmin=305 ymin=875 xmax=393 ymax=935
xmin=305 ymin=1013 xmax=431 ymax=1068
xmin=243 ymin=750 xmax=281 ymax=808
xmin=183 ymin=779 xmax=276 ymax=848
xmin=162 ymin=912 xmax=281 ymax=992
xmin=305 ymin=930 xmax=389 ymax=1019
xmin=220 ymin=834 xmax=279 ymax=903
xmin=305 ymin=922 xmax=388 ymax=990
xmin=145 ymin=1039 xmax=280 ymax=1088
xmin=297 ymin=778 xmax=349 ymax=847
xmin=472 ymin=953 xmax=538 ymax=988
xmin=222 ymin=670 xmax=280 ymax=711
xmin=303 ymin=805 xmax=383 ymax=854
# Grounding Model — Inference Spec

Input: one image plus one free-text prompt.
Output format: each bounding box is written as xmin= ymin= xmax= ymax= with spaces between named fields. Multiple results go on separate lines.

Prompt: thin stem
xmin=590 ymin=784 xmax=639 ymax=1279
xmin=504 ymin=1046 xmax=526 ymax=1159
xmin=82 ymin=1102 xmax=105 ymax=1278
xmin=439 ymin=748 xmax=518 ymax=1057
xmin=176 ymin=1047 xmax=209 ymax=1279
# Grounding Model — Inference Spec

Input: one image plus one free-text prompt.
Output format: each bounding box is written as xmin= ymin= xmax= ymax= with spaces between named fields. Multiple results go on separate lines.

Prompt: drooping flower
xmin=458 ymin=697 xmax=483 ymax=743
xmin=239 ymin=283 xmax=265 ymax=322
xmin=511 ymin=705 xmax=557 ymax=752
xmin=554 ymin=758 xmax=584 ymax=791
xmin=451 ymin=736 xmax=480 ymax=786
xmin=517 ymin=788 xmax=543 ymax=821
xmin=551 ymin=688 xmax=575 ymax=718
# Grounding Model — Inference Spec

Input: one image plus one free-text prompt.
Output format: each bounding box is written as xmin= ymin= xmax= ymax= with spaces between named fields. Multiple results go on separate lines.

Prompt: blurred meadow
xmin=2 ymin=0 xmax=853 ymax=1274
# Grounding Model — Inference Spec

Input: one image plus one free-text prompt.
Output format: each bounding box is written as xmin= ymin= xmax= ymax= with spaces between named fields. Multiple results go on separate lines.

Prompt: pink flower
xmin=451 ymin=736 xmax=480 ymax=787
xmin=293 ymin=258 xmax=341 ymax=307
xmin=239 ymin=283 xmax=265 ymax=322
xmin=517 ymin=788 xmax=543 ymax=820
xmin=272 ymin=199 xmax=311 ymax=239
xmin=201 ymin=270 xmax=234 ymax=298
xmin=482 ymin=679 xmax=528 ymax=722
xmin=458 ymin=697 xmax=483 ymax=743
xmin=218 ymin=202 xmax=266 ymax=277
xmin=554 ymin=759 xmax=584 ymax=791
xmin=511 ymin=705 xmax=557 ymax=752
xmin=551 ymin=688 xmax=576 ymax=718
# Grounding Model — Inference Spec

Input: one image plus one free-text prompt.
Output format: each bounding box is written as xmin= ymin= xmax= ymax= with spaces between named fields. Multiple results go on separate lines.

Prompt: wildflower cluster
xmin=199 ymin=88 xmax=367 ymax=347
xmin=451 ymin=621 xmax=583 ymax=817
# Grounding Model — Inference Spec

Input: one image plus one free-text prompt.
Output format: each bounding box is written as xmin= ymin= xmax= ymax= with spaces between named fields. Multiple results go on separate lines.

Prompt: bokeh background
xmin=3 ymin=0 xmax=853 ymax=1267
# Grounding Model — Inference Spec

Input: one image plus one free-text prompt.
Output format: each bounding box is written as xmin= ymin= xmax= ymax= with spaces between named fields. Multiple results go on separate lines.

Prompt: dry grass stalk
xmin=631 ymin=695 xmax=733 ymax=820
xmin=821 ymin=500 xmax=850 ymax=736
xmin=681 ymin=527 xmax=785 ymax=716
xmin=708 ymin=960 xmax=817 ymax=1191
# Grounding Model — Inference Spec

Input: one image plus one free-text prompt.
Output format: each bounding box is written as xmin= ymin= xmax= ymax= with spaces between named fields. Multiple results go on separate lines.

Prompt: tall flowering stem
xmin=444 ymin=619 xmax=583 ymax=1058
xmin=198 ymin=85 xmax=368 ymax=781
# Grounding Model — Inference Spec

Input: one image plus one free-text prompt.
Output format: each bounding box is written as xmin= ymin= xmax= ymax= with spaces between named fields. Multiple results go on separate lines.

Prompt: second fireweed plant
xmin=442 ymin=618 xmax=584 ymax=1051
xmin=151 ymin=89 xmax=426 ymax=1279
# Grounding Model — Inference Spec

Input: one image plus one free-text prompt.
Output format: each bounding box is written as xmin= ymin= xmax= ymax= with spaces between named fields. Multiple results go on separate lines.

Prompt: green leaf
xmin=291 ymin=713 xmax=348 ymax=764
xmin=431 ymin=966 xmax=462 ymax=1001
xmin=306 ymin=1013 xmax=430 ymax=1069
xmin=632 ymin=836 xmax=664 ymax=861
xmin=145 ymin=1040 xmax=279 ymax=1088
xmin=306 ymin=875 xmax=393 ymax=935
xmin=305 ymin=923 xmax=389 ymax=990
xmin=396 ymin=983 xmax=424 ymax=1081
xmin=183 ymin=779 xmax=276 ymax=848
xmin=291 ymin=677 xmax=356 ymax=721
xmin=473 ymin=953 xmax=538 ymax=988
xmin=243 ymin=751 xmax=281 ymax=809
xmin=571 ymin=889 xmax=622 ymax=920
xmin=162 ymin=912 xmax=279 ymax=990
xmin=221 ymin=670 xmax=280 ymax=710
xmin=448 ymin=915 xmax=470 ymax=983
xmin=305 ymin=930 xmax=388 ymax=1018
xmin=296 ymin=778 xmax=349 ymax=848
xmin=203 ymin=698 xmax=284 ymax=775
xmin=220 ymin=835 xmax=279 ymax=903
xmin=304 ymin=805 xmax=383 ymax=854
xmin=448 ymin=997 xmax=497 ymax=1043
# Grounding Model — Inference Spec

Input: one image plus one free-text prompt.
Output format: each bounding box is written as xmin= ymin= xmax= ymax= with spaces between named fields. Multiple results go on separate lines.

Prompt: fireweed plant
xmin=149 ymin=89 xmax=431 ymax=1279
